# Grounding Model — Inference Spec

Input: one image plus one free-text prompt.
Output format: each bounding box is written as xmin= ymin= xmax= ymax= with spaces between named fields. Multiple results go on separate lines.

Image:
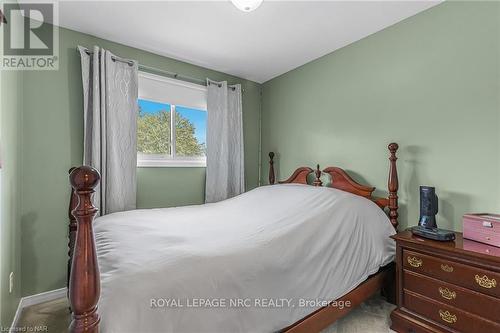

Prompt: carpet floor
xmin=15 ymin=294 xmax=396 ymax=332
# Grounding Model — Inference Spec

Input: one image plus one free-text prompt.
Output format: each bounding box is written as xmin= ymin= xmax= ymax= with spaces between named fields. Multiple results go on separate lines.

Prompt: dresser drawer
xmin=403 ymin=250 xmax=500 ymax=298
xmin=404 ymin=269 xmax=500 ymax=323
xmin=391 ymin=309 xmax=447 ymax=333
xmin=404 ymin=290 xmax=500 ymax=333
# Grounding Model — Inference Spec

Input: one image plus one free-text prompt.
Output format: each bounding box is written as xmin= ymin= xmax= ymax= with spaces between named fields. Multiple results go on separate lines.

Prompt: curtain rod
xmin=77 ymin=47 xmax=240 ymax=91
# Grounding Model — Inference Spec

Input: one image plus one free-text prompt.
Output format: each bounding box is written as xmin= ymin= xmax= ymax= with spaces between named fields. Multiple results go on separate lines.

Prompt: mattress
xmin=93 ymin=184 xmax=396 ymax=333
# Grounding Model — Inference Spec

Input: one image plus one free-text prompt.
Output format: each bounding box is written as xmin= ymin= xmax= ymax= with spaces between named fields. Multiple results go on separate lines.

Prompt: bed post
xmin=269 ymin=152 xmax=275 ymax=185
xmin=388 ymin=143 xmax=399 ymax=230
xmin=69 ymin=166 xmax=101 ymax=333
xmin=68 ymin=167 xmax=77 ymax=305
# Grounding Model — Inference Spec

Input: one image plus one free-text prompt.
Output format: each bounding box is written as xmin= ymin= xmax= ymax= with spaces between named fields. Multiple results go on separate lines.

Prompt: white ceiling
xmin=56 ymin=1 xmax=441 ymax=83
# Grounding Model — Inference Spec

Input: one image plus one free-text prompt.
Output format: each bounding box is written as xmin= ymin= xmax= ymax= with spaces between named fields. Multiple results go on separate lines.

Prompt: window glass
xmin=137 ymin=99 xmax=171 ymax=155
xmin=175 ymin=106 xmax=207 ymax=157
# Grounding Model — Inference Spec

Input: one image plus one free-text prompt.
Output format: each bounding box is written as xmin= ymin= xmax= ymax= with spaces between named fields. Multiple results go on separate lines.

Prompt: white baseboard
xmin=10 ymin=287 xmax=67 ymax=332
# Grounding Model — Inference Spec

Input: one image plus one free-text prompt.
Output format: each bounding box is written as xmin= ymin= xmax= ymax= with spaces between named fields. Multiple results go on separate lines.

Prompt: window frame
xmin=137 ymin=72 xmax=207 ymax=168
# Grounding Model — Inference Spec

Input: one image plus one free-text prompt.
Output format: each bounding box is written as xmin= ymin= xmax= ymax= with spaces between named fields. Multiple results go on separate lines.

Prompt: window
xmin=137 ymin=72 xmax=207 ymax=167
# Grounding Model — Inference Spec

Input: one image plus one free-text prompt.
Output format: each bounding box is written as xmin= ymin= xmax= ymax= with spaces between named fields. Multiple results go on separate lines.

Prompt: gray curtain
xmin=205 ymin=80 xmax=244 ymax=203
xmin=78 ymin=46 xmax=138 ymax=215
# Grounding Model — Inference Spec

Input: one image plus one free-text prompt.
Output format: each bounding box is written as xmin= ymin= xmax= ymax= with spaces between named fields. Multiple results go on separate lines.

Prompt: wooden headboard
xmin=268 ymin=143 xmax=399 ymax=229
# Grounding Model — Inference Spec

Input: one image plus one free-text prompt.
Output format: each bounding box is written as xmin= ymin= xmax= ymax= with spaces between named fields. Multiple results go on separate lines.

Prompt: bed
xmin=67 ymin=143 xmax=400 ymax=333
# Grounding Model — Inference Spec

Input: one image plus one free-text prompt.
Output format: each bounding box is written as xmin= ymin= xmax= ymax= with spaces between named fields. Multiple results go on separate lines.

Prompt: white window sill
xmin=137 ymin=159 xmax=206 ymax=168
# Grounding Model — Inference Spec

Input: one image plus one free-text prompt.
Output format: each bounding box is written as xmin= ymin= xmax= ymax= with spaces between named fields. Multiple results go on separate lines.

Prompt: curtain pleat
xmin=78 ymin=45 xmax=138 ymax=215
xmin=205 ymin=80 xmax=245 ymax=203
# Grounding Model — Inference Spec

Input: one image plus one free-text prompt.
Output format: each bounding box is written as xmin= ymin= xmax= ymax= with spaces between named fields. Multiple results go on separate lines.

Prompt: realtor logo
xmin=1 ymin=1 xmax=58 ymax=70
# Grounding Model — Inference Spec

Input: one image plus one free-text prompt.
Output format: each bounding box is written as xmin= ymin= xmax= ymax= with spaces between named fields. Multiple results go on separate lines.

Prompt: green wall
xmin=0 ymin=0 xmax=22 ymax=327
xmin=20 ymin=26 xmax=261 ymax=296
xmin=0 ymin=49 xmax=23 ymax=332
xmin=261 ymin=1 xmax=500 ymax=231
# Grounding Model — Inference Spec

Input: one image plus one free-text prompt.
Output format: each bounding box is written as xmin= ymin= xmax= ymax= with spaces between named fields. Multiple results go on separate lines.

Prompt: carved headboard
xmin=268 ymin=143 xmax=399 ymax=229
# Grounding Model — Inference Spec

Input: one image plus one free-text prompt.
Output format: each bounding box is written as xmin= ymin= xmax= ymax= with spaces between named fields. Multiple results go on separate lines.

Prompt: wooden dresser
xmin=390 ymin=231 xmax=500 ymax=333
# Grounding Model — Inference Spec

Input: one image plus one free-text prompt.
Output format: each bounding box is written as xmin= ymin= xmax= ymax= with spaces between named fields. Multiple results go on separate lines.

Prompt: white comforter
xmin=94 ymin=184 xmax=396 ymax=333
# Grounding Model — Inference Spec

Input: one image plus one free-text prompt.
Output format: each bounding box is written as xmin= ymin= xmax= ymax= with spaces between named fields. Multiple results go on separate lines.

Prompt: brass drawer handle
xmin=439 ymin=310 xmax=457 ymax=324
xmin=441 ymin=264 xmax=453 ymax=272
xmin=438 ymin=287 xmax=456 ymax=300
xmin=475 ymin=274 xmax=497 ymax=289
xmin=407 ymin=256 xmax=423 ymax=268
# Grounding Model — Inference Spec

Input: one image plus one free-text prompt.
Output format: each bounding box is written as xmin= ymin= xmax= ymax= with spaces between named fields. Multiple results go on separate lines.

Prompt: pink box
xmin=463 ymin=213 xmax=500 ymax=248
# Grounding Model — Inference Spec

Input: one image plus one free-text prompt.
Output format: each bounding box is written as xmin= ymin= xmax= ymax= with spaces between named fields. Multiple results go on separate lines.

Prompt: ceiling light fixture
xmin=230 ymin=0 xmax=264 ymax=12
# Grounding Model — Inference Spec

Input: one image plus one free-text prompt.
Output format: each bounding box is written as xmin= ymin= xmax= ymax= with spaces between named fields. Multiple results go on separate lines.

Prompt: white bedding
xmin=94 ymin=184 xmax=396 ymax=333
